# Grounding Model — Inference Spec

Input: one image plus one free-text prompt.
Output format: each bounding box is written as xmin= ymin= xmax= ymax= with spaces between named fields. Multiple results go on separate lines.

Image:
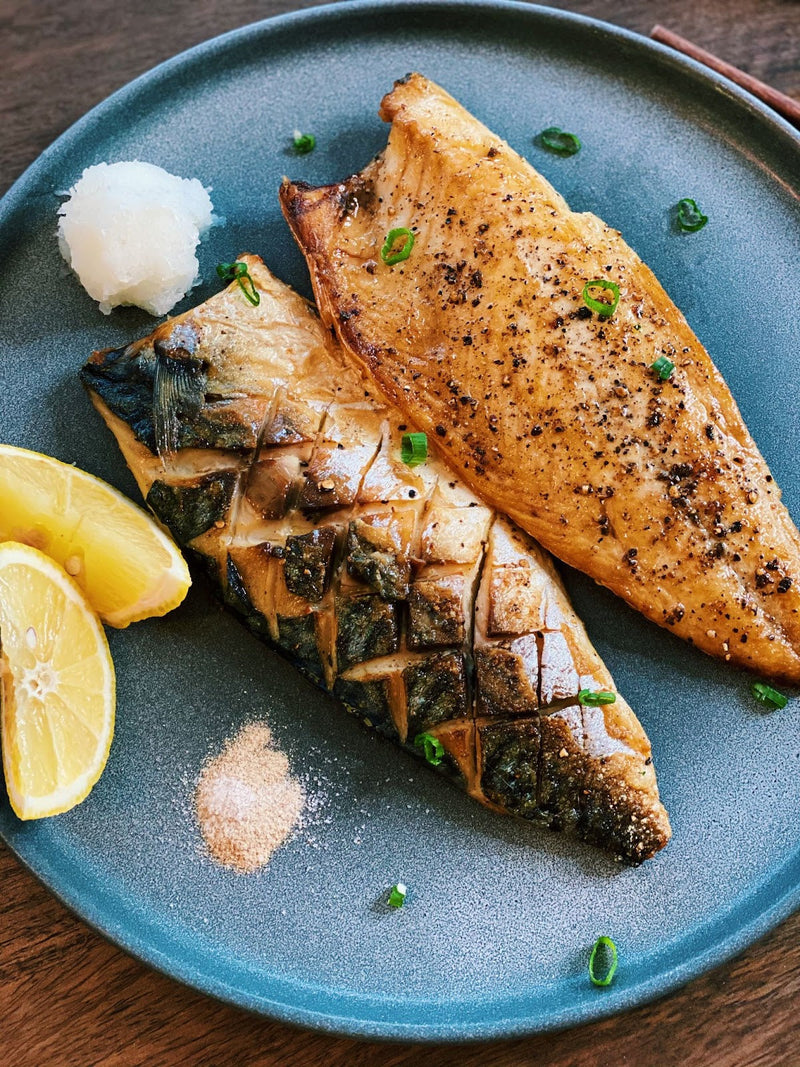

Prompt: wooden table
xmin=2 ymin=2 xmax=798 ymax=1064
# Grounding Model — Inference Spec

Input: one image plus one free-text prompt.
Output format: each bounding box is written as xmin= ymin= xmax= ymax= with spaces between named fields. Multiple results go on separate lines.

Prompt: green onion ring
xmin=539 ymin=126 xmax=582 ymax=156
xmin=293 ymin=130 xmax=316 ymax=155
xmin=387 ymin=883 xmax=407 ymax=908
xmin=588 ymin=935 xmax=619 ymax=987
xmin=582 ymin=279 xmax=620 ymax=318
xmin=676 ymin=198 xmax=708 ymax=233
xmin=381 ymin=227 xmax=415 ymax=266
xmin=401 ymin=431 xmax=428 ymax=468
xmin=651 ymin=355 xmax=675 ymax=381
xmin=414 ymin=732 xmax=444 ymax=765
xmin=216 ymin=260 xmax=260 ymax=306
xmin=752 ymin=681 xmax=789 ymax=710
xmin=578 ymin=689 xmax=617 ymax=707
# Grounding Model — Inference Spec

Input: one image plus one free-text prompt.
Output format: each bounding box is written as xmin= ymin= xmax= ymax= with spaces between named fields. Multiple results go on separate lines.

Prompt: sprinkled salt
xmin=194 ymin=723 xmax=304 ymax=874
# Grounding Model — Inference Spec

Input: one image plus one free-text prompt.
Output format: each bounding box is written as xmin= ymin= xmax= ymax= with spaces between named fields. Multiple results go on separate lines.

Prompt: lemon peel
xmin=0 ymin=542 xmax=115 ymax=819
xmin=0 ymin=444 xmax=190 ymax=627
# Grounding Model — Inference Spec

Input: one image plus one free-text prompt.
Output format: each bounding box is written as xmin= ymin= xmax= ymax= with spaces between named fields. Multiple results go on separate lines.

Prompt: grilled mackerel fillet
xmin=281 ymin=73 xmax=800 ymax=683
xmin=81 ymin=256 xmax=669 ymax=862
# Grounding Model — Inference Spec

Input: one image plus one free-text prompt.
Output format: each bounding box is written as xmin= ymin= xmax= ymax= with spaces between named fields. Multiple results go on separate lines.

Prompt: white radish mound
xmin=58 ymin=160 xmax=214 ymax=316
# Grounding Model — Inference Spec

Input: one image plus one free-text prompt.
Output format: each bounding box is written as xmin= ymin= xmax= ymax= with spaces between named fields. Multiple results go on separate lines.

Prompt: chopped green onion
xmin=381 ymin=227 xmax=415 ymax=265
xmin=651 ymin=355 xmax=675 ymax=381
xmin=752 ymin=681 xmax=788 ymax=710
xmin=387 ymin=882 xmax=407 ymax=908
xmin=539 ymin=126 xmax=582 ymax=156
xmin=216 ymin=260 xmax=260 ymax=307
xmin=401 ymin=431 xmax=428 ymax=468
xmin=676 ymin=198 xmax=708 ymax=233
xmin=292 ymin=130 xmax=316 ymax=154
xmin=216 ymin=261 xmax=243 ymax=281
xmin=588 ymin=935 xmax=618 ymax=987
xmin=582 ymin=279 xmax=620 ymax=318
xmin=414 ymin=732 xmax=444 ymax=765
xmin=578 ymin=689 xmax=616 ymax=706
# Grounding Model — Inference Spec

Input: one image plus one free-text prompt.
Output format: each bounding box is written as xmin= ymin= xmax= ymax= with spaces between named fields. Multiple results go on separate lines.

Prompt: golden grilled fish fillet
xmin=81 ymin=256 xmax=670 ymax=862
xmin=280 ymin=73 xmax=800 ymax=684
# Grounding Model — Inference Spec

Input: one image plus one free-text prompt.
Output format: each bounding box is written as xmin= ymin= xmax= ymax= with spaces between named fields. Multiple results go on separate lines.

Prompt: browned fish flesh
xmin=280 ymin=73 xmax=800 ymax=684
xmin=81 ymin=255 xmax=670 ymax=862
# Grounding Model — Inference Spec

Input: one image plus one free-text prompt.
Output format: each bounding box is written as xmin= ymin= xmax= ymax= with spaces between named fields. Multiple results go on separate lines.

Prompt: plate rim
xmin=6 ymin=822 xmax=800 ymax=1041
xmin=1 ymin=0 xmax=799 ymax=1042
xmin=2 ymin=0 xmax=799 ymax=211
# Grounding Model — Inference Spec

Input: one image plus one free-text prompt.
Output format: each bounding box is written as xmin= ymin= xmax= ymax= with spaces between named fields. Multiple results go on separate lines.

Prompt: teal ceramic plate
xmin=0 ymin=0 xmax=798 ymax=1041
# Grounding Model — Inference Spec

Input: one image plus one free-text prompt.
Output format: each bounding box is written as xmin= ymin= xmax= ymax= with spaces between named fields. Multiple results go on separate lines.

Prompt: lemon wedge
xmin=0 ymin=542 xmax=115 ymax=819
xmin=0 ymin=444 xmax=190 ymax=627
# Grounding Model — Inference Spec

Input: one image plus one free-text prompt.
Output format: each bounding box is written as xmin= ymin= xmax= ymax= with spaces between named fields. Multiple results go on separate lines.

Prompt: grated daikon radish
xmin=58 ymin=160 xmax=214 ymax=316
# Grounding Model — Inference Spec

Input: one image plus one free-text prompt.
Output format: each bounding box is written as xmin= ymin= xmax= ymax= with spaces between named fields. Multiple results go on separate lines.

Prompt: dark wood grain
xmin=1 ymin=2 xmax=798 ymax=1065
xmin=650 ymin=23 xmax=800 ymax=126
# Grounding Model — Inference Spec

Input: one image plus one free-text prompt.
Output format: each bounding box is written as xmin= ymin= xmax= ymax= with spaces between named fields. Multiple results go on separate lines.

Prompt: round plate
xmin=1 ymin=0 xmax=799 ymax=1042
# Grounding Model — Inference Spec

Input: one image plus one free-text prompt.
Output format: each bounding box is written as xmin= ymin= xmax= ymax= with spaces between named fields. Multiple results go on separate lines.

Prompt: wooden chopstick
xmin=650 ymin=24 xmax=800 ymax=129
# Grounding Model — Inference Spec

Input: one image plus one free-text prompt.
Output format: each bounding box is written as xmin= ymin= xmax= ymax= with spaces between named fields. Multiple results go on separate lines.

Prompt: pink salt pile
xmin=194 ymin=722 xmax=304 ymax=874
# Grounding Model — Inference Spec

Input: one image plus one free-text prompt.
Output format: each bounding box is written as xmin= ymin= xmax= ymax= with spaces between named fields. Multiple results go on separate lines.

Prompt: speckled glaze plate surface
xmin=1 ymin=0 xmax=799 ymax=1041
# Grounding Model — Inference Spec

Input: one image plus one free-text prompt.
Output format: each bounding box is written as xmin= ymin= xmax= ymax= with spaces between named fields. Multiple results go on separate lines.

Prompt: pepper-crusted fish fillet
xmin=81 ymin=256 xmax=670 ymax=862
xmin=280 ymin=73 xmax=800 ymax=683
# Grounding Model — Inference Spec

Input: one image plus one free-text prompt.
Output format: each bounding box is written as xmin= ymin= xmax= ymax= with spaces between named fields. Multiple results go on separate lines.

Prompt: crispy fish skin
xmin=82 ymin=256 xmax=670 ymax=862
xmin=280 ymin=73 xmax=800 ymax=683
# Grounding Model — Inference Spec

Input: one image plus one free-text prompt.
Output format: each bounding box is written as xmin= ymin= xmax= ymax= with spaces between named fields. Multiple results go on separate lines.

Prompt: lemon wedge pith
xmin=0 ymin=542 xmax=115 ymax=819
xmin=0 ymin=444 xmax=190 ymax=628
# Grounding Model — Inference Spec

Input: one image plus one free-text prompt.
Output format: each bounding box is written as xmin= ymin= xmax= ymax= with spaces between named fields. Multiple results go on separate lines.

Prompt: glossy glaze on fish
xmin=82 ymin=256 xmax=670 ymax=862
xmin=281 ymin=73 xmax=800 ymax=683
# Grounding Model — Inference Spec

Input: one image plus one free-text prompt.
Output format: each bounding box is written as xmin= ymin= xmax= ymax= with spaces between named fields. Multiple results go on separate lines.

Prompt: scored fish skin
xmin=81 ymin=255 xmax=670 ymax=862
xmin=280 ymin=73 xmax=800 ymax=684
